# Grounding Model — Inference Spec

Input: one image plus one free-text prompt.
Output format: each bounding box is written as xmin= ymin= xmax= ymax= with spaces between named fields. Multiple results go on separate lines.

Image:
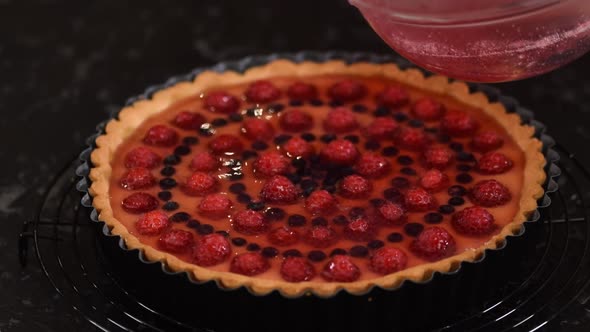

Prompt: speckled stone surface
xmin=1 ymin=1 xmax=590 ymax=331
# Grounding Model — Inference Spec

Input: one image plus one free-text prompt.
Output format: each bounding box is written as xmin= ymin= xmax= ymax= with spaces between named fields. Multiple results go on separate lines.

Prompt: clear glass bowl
xmin=350 ymin=0 xmax=590 ymax=82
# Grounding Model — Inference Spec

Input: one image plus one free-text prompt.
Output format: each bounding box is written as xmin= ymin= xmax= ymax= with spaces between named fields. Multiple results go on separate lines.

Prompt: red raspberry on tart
xmin=281 ymin=136 xmax=314 ymax=159
xmin=230 ymin=252 xmax=270 ymax=276
xmin=245 ymin=80 xmax=281 ymax=103
xmin=124 ymin=147 xmax=161 ymax=169
xmin=363 ymin=118 xmax=398 ymax=140
xmin=476 ymin=152 xmax=514 ymax=174
xmin=354 ymin=153 xmax=391 ymax=179
xmin=452 ymin=206 xmax=496 ymax=236
xmin=193 ymin=233 xmax=232 ymax=266
xmin=287 ymin=82 xmax=318 ymax=100
xmin=135 ymin=211 xmax=170 ymax=236
xmin=158 ymin=229 xmax=194 ymax=253
xmin=281 ymin=257 xmax=316 ymax=282
xmin=120 ymin=167 xmax=156 ymax=190
xmin=339 ymin=175 xmax=372 ymax=199
xmin=190 ymin=152 xmax=218 ymax=172
xmin=320 ymin=139 xmax=360 ymax=166
xmin=411 ymin=97 xmax=445 ymax=121
xmin=323 ymin=107 xmax=359 ymax=133
xmin=321 ymin=255 xmax=361 ymax=282
xmin=422 ymin=145 xmax=454 ymax=170
xmin=241 ymin=118 xmax=275 ymax=141
xmin=183 ymin=172 xmax=218 ymax=196
xmin=471 ymin=130 xmax=504 ymax=152
xmin=396 ymin=127 xmax=430 ymax=151
xmin=252 ymin=152 xmax=291 ymax=177
xmin=94 ymin=59 xmax=545 ymax=297
xmin=305 ymin=190 xmax=338 ymax=215
xmin=122 ymin=192 xmax=159 ymax=214
xmin=440 ymin=110 xmax=479 ymax=137
xmin=143 ymin=125 xmax=178 ymax=146
xmin=370 ymin=247 xmax=408 ymax=275
xmin=204 ymin=91 xmax=241 ymax=114
xmin=410 ymin=226 xmax=457 ymax=261
xmin=279 ymin=109 xmax=313 ymax=132
xmin=259 ymin=175 xmax=299 ymax=204
xmin=328 ymin=79 xmax=367 ymax=102
xmin=419 ymin=169 xmax=450 ymax=192
xmin=173 ymin=111 xmax=206 ymax=130
xmin=376 ymin=85 xmax=409 ymax=108
xmin=469 ymin=179 xmax=512 ymax=207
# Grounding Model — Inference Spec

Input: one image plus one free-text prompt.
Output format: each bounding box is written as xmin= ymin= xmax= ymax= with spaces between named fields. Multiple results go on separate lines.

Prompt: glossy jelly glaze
xmin=109 ymin=75 xmax=524 ymax=282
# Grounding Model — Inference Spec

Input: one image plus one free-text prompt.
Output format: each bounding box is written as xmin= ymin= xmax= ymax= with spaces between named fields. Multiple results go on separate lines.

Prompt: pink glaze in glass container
xmin=350 ymin=0 xmax=590 ymax=82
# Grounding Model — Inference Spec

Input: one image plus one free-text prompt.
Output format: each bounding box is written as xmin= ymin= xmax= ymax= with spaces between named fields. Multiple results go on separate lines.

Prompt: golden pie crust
xmin=89 ymin=59 xmax=546 ymax=298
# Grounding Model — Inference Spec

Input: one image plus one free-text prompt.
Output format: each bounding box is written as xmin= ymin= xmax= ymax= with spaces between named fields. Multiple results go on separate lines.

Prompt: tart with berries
xmin=89 ymin=59 xmax=546 ymax=297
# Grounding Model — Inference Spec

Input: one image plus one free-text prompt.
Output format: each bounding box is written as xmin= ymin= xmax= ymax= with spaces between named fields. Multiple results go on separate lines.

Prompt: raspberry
xmin=419 ymin=169 xmax=449 ymax=192
xmin=396 ymin=127 xmax=430 ymax=151
xmin=267 ymin=226 xmax=300 ymax=246
xmin=343 ymin=218 xmax=376 ymax=242
xmin=124 ymin=147 xmax=161 ymax=169
xmin=204 ymin=91 xmax=240 ymax=114
xmin=378 ymin=202 xmax=406 ymax=225
xmin=452 ymin=206 xmax=496 ymax=235
xmin=230 ymin=252 xmax=270 ymax=276
xmin=404 ymin=187 xmax=437 ymax=211
xmin=253 ymin=152 xmax=291 ymax=177
xmin=471 ymin=131 xmax=504 ymax=152
xmin=369 ymin=247 xmax=408 ymax=274
xmin=321 ymin=255 xmax=361 ymax=282
xmin=190 ymin=152 xmax=218 ymax=172
xmin=320 ymin=139 xmax=360 ymax=166
xmin=305 ymin=190 xmax=338 ymax=215
xmin=469 ymin=180 xmax=511 ymax=207
xmin=232 ymin=210 xmax=270 ymax=235
xmin=323 ymin=107 xmax=359 ymax=133
xmin=303 ymin=226 xmax=338 ymax=248
xmin=122 ymin=192 xmax=159 ymax=214
xmin=376 ymin=86 xmax=409 ymax=108
xmin=173 ymin=111 xmax=206 ymax=130
xmin=287 ymin=82 xmax=318 ymax=100
xmin=476 ymin=152 xmax=513 ymax=174
xmin=208 ymin=134 xmax=244 ymax=154
xmin=158 ymin=229 xmax=194 ymax=253
xmin=354 ymin=153 xmax=391 ymax=178
xmin=259 ymin=175 xmax=299 ymax=204
xmin=143 ymin=125 xmax=178 ymax=147
xmin=183 ymin=172 xmax=218 ymax=196
xmin=120 ymin=167 xmax=156 ymax=190
xmin=281 ymin=257 xmax=316 ymax=282
xmin=363 ymin=118 xmax=398 ymax=140
xmin=410 ymin=226 xmax=456 ymax=261
xmin=440 ymin=111 xmax=479 ymax=137
xmin=193 ymin=233 xmax=231 ymax=266
xmin=241 ymin=118 xmax=275 ymax=141
xmin=245 ymin=80 xmax=281 ymax=103
xmin=339 ymin=175 xmax=372 ymax=199
xmin=422 ymin=146 xmax=454 ymax=170
xmin=279 ymin=109 xmax=313 ymax=132
xmin=411 ymin=97 xmax=445 ymax=121
xmin=135 ymin=210 xmax=170 ymax=236
xmin=282 ymin=137 xmax=314 ymax=159
xmin=198 ymin=193 xmax=233 ymax=218
xmin=328 ymin=79 xmax=367 ymax=102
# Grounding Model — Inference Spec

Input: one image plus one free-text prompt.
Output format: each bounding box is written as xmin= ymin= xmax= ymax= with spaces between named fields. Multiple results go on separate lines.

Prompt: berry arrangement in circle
xmin=109 ymin=76 xmax=522 ymax=284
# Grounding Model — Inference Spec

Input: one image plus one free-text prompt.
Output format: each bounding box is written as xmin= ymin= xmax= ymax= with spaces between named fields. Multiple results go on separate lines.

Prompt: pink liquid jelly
xmin=351 ymin=0 xmax=590 ymax=82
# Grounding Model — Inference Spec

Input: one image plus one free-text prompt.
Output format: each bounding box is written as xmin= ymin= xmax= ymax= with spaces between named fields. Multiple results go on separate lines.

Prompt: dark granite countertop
xmin=1 ymin=1 xmax=589 ymax=331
